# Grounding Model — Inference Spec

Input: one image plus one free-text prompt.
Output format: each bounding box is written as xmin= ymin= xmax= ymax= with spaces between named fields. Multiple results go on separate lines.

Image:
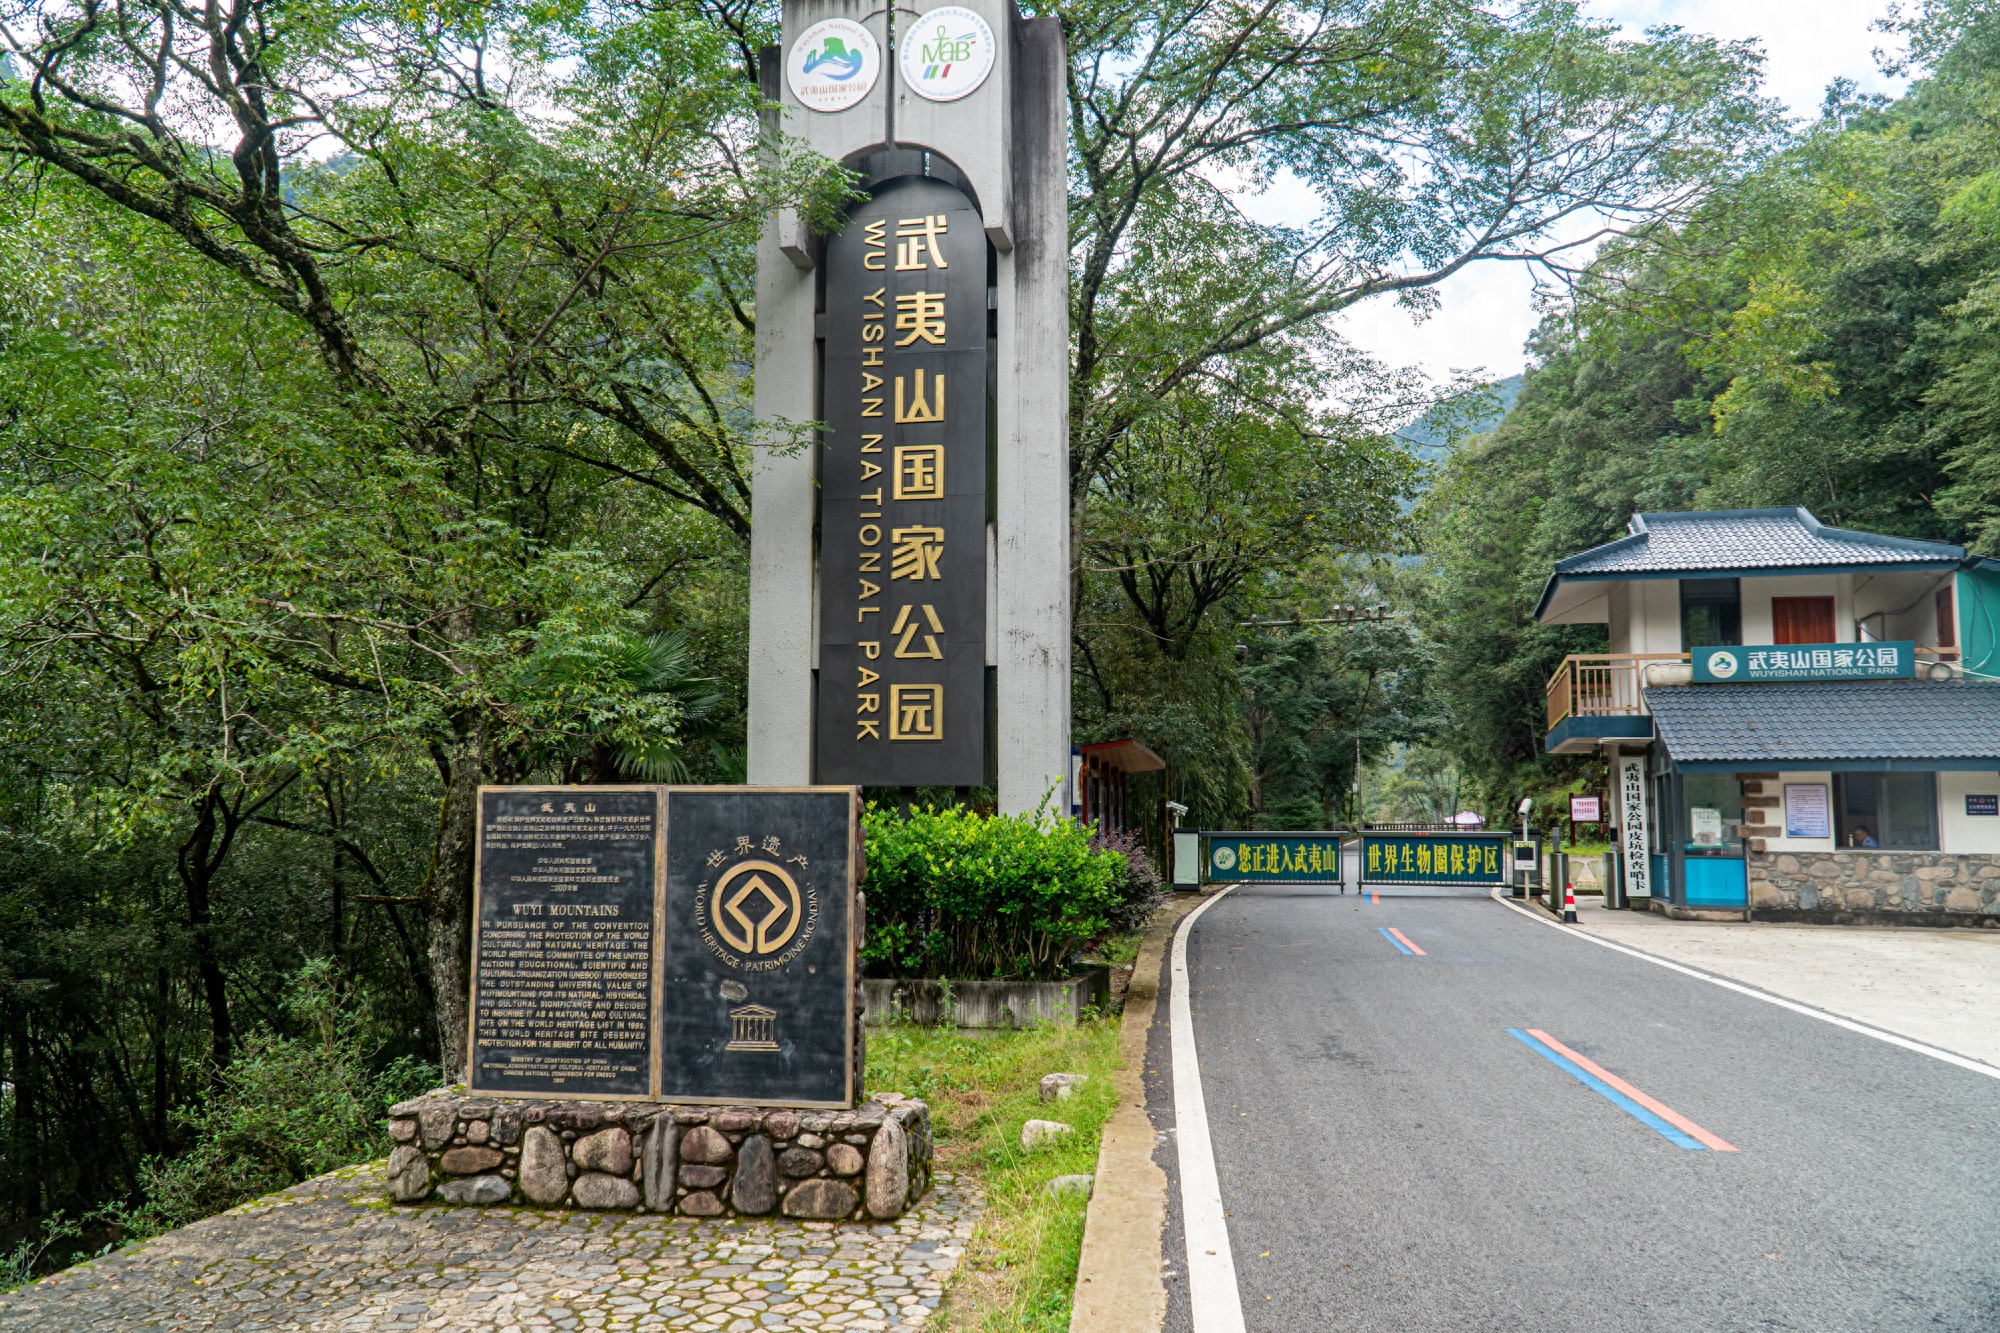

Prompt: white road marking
xmin=1489 ymin=890 xmax=2000 ymax=1081
xmin=1172 ymin=885 xmax=1246 ymax=1333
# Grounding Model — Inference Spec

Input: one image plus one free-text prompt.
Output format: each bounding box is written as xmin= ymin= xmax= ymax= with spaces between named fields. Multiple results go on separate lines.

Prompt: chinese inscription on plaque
xmin=468 ymin=788 xmax=661 ymax=1098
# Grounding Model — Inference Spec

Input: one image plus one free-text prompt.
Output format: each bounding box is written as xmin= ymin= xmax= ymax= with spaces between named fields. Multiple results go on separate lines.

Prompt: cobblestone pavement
xmin=0 ymin=1161 xmax=980 ymax=1332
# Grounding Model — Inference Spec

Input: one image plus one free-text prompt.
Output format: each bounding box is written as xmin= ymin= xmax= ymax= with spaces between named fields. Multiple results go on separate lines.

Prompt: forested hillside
xmin=1422 ymin=0 xmax=2000 ymax=814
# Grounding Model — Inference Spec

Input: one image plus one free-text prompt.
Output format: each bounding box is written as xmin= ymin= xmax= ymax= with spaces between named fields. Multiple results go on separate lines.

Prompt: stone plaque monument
xmin=467 ymin=787 xmax=663 ymax=1099
xmin=658 ymin=787 xmax=861 ymax=1106
xmin=465 ymin=784 xmax=859 ymax=1107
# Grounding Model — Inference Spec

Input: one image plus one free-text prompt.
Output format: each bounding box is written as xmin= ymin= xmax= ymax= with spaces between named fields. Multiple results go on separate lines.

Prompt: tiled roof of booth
xmin=1552 ymin=508 xmax=1963 ymax=577
xmin=1646 ymin=681 xmax=2000 ymax=766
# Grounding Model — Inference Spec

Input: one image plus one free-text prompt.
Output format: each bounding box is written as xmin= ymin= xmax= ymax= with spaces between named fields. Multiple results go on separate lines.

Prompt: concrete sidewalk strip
xmin=1068 ymin=891 xmax=1209 ymax=1333
xmin=1494 ymin=891 xmax=2000 ymax=1081
xmin=1575 ymin=899 xmax=2000 ymax=1069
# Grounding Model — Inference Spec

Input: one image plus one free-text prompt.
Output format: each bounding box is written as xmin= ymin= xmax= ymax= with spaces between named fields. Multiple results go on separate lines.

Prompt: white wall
xmin=1634 ymin=580 xmax=1679 ymax=653
xmin=1939 ymin=772 xmax=2000 ymax=853
xmin=1852 ymin=571 xmax=1956 ymax=646
xmin=1756 ymin=772 xmax=1837 ymax=852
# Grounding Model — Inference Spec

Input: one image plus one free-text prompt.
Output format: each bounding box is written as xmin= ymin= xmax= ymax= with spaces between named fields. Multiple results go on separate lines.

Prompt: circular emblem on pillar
xmin=898 ymin=6 xmax=996 ymax=102
xmin=788 ymin=18 xmax=881 ymax=113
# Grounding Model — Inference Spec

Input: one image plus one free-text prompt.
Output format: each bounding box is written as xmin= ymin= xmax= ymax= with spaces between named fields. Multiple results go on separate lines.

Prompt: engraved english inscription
xmin=469 ymin=788 xmax=660 ymax=1098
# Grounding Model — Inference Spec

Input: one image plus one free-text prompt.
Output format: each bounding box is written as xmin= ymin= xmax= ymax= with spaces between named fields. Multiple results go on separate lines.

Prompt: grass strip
xmin=867 ymin=1013 xmax=1124 ymax=1332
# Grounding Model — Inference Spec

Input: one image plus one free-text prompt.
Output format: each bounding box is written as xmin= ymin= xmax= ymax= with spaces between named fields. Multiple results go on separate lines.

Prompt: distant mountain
xmin=1394 ymin=373 xmax=1524 ymax=464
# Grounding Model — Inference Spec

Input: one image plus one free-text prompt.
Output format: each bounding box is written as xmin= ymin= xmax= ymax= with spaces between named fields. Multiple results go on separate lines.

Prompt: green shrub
xmin=861 ymin=804 xmax=1163 ymax=980
xmin=124 ymin=960 xmax=438 ymax=1236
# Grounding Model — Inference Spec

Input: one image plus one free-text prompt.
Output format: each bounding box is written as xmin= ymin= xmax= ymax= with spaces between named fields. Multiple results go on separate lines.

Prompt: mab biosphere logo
xmin=788 ymin=18 xmax=880 ymax=113
xmin=898 ymin=6 xmax=996 ymax=103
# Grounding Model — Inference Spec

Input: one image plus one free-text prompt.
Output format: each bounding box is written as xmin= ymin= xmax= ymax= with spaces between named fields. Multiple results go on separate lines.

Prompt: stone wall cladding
xmin=1748 ymin=849 xmax=2000 ymax=921
xmin=385 ymin=1091 xmax=933 ymax=1221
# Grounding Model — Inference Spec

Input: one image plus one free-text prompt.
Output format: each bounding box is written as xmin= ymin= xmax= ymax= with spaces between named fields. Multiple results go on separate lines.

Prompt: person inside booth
xmin=1847 ymin=824 xmax=1879 ymax=848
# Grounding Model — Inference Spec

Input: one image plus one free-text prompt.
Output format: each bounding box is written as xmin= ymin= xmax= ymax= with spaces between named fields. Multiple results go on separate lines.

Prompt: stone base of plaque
xmin=384 ymin=1091 xmax=932 ymax=1221
xmin=860 ymin=967 xmax=1112 ymax=1029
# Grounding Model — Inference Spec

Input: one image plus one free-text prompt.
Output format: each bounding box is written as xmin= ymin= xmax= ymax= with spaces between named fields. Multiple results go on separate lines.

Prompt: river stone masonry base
xmin=1747 ymin=850 xmax=2000 ymax=926
xmin=386 ymin=1091 xmax=932 ymax=1221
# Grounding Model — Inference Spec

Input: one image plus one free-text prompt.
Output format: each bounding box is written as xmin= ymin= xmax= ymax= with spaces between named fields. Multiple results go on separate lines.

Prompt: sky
xmin=1276 ymin=0 xmax=1913 ymax=386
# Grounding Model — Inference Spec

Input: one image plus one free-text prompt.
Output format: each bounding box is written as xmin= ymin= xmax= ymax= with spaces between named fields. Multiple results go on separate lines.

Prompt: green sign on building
xmin=1691 ymin=641 xmax=1912 ymax=683
xmin=1361 ymin=835 xmax=1506 ymax=884
xmin=1207 ymin=834 xmax=1344 ymax=882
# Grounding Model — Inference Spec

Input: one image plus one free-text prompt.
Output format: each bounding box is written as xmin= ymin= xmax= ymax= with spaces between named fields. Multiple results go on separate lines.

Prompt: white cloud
xmin=1226 ymin=0 xmax=1911 ymax=385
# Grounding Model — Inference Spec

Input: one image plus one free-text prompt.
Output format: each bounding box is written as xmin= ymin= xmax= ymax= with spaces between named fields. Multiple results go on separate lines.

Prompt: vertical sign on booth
xmin=816 ymin=178 xmax=989 ymax=785
xmin=1617 ymin=755 xmax=1650 ymax=898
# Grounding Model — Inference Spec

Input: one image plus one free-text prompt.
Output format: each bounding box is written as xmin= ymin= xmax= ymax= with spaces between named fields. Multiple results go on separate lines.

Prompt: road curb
xmin=1068 ymin=891 xmax=1208 ymax=1333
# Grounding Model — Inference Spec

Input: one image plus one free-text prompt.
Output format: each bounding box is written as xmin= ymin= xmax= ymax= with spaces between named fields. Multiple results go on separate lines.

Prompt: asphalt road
xmin=1162 ymin=884 xmax=2000 ymax=1331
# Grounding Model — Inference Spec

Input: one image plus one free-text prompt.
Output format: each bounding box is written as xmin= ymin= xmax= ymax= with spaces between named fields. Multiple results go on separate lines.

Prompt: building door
xmin=1772 ymin=596 xmax=1836 ymax=645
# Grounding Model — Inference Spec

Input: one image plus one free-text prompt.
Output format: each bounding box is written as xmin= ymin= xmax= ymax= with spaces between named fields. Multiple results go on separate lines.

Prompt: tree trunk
xmin=177 ymin=788 xmax=234 ymax=1076
xmin=427 ymin=705 xmax=486 ymax=1082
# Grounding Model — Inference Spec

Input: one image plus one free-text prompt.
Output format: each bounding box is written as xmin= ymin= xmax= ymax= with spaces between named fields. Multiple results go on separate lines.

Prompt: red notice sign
xmin=1570 ymin=795 xmax=1602 ymax=824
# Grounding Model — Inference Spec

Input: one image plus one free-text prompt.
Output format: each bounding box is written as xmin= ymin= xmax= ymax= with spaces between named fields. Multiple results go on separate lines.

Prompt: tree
xmin=1417 ymin=0 xmax=2000 ymax=808
xmin=1055 ymin=0 xmax=1780 ymax=813
xmin=0 ymin=0 xmax=848 ymax=1066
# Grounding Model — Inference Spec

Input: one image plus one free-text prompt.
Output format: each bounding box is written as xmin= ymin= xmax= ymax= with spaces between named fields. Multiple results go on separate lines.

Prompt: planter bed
xmin=861 ymin=967 xmax=1111 ymax=1029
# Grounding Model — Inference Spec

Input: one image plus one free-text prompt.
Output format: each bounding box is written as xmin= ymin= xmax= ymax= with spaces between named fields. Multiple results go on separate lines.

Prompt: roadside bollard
xmin=1562 ymin=884 xmax=1578 ymax=923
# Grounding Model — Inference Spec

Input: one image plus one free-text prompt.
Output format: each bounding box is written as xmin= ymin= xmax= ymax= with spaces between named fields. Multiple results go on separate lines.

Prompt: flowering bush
xmin=861 ymin=805 xmax=1163 ymax=980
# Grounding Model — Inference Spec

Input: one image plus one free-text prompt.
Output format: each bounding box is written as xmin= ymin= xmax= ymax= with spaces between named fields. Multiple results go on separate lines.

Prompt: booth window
xmin=1834 ymin=773 xmax=1937 ymax=849
xmin=1680 ymin=773 xmax=1742 ymax=857
xmin=1680 ymin=579 xmax=1741 ymax=649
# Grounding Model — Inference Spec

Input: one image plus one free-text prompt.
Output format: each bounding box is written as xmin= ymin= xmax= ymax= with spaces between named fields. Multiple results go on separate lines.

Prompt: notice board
xmin=467 ymin=785 xmax=860 ymax=1106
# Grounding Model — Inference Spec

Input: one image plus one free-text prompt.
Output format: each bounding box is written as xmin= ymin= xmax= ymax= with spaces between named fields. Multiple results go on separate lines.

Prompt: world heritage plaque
xmin=465 ymin=784 xmax=861 ymax=1106
xmin=467 ymin=786 xmax=663 ymax=1099
xmin=659 ymin=787 xmax=861 ymax=1108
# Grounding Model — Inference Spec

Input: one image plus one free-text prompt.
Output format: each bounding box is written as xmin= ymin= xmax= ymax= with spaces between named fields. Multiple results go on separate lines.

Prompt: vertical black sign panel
xmin=467 ymin=787 xmax=661 ymax=1099
xmin=817 ymin=175 xmax=988 ymax=785
xmin=658 ymin=788 xmax=857 ymax=1107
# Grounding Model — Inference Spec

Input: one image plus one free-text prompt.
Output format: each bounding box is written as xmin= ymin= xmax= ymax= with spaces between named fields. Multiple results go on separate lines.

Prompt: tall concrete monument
xmin=747 ymin=0 xmax=1070 ymax=812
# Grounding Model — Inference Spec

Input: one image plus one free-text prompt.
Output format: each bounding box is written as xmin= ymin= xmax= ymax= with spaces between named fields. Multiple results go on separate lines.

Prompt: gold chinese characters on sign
xmin=851 ymin=212 xmax=956 ymax=745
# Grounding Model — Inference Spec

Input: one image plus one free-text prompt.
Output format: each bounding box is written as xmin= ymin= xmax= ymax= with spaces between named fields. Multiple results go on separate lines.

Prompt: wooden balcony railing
xmin=1546 ymin=653 xmax=1691 ymax=733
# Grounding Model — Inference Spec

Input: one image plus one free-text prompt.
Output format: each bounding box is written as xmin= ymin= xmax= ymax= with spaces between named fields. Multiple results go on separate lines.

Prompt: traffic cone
xmin=1562 ymin=884 xmax=1578 ymax=923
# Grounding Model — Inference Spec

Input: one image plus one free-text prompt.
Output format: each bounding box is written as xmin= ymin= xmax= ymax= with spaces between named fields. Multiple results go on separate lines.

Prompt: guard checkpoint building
xmin=1536 ymin=508 xmax=2000 ymax=920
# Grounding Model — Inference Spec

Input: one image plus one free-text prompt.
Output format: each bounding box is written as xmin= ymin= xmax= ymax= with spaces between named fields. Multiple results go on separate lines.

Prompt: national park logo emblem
xmin=898 ymin=6 xmax=996 ymax=103
xmin=1212 ymin=844 xmax=1237 ymax=871
xmin=788 ymin=18 xmax=880 ymax=113
xmin=694 ymin=835 xmax=820 ymax=972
